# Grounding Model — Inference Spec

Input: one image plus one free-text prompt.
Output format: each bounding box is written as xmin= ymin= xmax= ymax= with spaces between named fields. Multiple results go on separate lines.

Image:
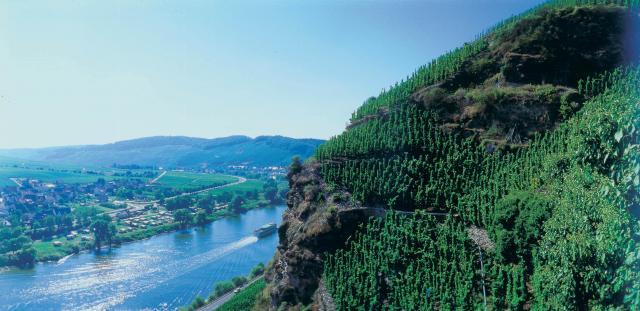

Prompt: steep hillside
xmin=0 ymin=135 xmax=324 ymax=169
xmin=265 ymin=1 xmax=640 ymax=310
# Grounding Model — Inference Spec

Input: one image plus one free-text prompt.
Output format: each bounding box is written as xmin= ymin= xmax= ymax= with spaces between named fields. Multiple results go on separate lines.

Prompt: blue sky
xmin=0 ymin=0 xmax=543 ymax=148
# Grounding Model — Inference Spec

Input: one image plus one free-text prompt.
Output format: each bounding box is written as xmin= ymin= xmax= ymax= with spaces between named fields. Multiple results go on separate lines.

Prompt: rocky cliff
xmin=263 ymin=5 xmax=639 ymax=310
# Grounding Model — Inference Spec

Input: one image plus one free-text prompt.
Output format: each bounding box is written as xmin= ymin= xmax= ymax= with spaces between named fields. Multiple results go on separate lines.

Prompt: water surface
xmin=0 ymin=205 xmax=285 ymax=310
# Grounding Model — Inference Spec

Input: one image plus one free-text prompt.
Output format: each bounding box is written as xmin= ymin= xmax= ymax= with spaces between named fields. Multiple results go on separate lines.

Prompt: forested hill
xmin=0 ymin=135 xmax=324 ymax=169
xmin=263 ymin=1 xmax=640 ymax=310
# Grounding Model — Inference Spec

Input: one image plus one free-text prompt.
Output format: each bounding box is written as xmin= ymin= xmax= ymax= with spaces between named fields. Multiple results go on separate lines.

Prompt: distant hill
xmin=0 ymin=135 xmax=324 ymax=168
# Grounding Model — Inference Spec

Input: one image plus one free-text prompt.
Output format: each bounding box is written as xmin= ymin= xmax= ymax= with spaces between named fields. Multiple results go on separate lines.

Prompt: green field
xmin=0 ymin=166 xmax=117 ymax=187
xmin=194 ymin=179 xmax=287 ymax=209
xmin=0 ymin=157 xmax=153 ymax=187
xmin=155 ymin=171 xmax=238 ymax=190
xmin=32 ymin=235 xmax=92 ymax=262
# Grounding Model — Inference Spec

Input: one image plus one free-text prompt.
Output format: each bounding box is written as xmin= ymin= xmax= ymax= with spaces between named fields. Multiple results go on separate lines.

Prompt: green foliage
xmin=288 ymin=156 xmax=303 ymax=181
xmin=0 ymin=226 xmax=36 ymax=267
xmin=250 ymin=262 xmax=265 ymax=278
xmin=317 ymin=0 xmax=640 ymax=301
xmin=194 ymin=210 xmax=208 ymax=226
xmin=90 ymin=214 xmax=116 ymax=249
xmin=324 ymin=212 xmax=479 ymax=310
xmin=232 ymin=276 xmax=247 ymax=287
xmin=317 ymin=103 xmax=484 ymax=211
xmin=323 ymin=66 xmax=640 ymax=310
xmin=217 ymin=279 xmax=266 ymax=311
xmin=156 ymin=171 xmax=237 ymax=191
xmin=492 ymin=191 xmax=552 ymax=266
xmin=347 ymin=0 xmax=636 ymax=124
xmin=230 ymin=195 xmax=245 ymax=213
xmin=166 ymin=196 xmax=193 ymax=211
xmin=179 ymin=296 xmax=206 ymax=311
xmin=212 ymin=281 xmax=235 ymax=299
xmin=173 ymin=209 xmax=193 ymax=228
xmin=263 ymin=179 xmax=279 ymax=203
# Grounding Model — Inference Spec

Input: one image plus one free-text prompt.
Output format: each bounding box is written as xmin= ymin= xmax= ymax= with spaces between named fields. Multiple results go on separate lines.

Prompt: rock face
xmin=263 ymin=6 xmax=639 ymax=310
xmin=265 ymin=162 xmax=384 ymax=309
xmin=411 ymin=6 xmax=634 ymax=146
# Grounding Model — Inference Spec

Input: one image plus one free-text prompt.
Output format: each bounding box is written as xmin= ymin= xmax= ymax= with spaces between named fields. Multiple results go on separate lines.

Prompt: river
xmin=0 ymin=205 xmax=286 ymax=311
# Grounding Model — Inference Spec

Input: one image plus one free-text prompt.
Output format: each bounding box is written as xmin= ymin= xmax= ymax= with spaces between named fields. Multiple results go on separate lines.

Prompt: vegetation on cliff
xmin=267 ymin=1 xmax=640 ymax=310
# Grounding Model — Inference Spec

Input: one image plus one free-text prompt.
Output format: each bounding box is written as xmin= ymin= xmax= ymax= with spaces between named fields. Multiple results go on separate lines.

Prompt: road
xmin=148 ymin=170 xmax=167 ymax=184
xmin=106 ymin=175 xmax=247 ymax=217
xmin=198 ymin=275 xmax=264 ymax=311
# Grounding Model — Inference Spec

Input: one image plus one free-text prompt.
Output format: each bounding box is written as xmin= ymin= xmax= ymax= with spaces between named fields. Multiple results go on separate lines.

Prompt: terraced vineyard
xmin=266 ymin=1 xmax=640 ymax=310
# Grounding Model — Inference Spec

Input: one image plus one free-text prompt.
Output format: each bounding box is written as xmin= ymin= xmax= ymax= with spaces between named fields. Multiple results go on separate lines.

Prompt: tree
xmin=218 ymin=191 xmax=232 ymax=203
xmin=15 ymin=246 xmax=36 ymax=267
xmin=287 ymin=156 xmax=302 ymax=182
xmin=75 ymin=206 xmax=99 ymax=227
xmin=212 ymin=281 xmax=235 ymax=298
xmin=250 ymin=262 xmax=265 ymax=278
xmin=197 ymin=195 xmax=215 ymax=214
xmin=263 ymin=179 xmax=279 ymax=203
xmin=194 ymin=210 xmax=208 ymax=226
xmin=43 ymin=216 xmax=56 ymax=235
xmin=61 ymin=214 xmax=74 ymax=231
xmin=232 ymin=276 xmax=247 ymax=287
xmin=277 ymin=188 xmax=288 ymax=202
xmin=115 ymin=187 xmax=134 ymax=200
xmin=230 ymin=195 xmax=245 ymax=214
xmin=174 ymin=209 xmax=193 ymax=228
xmin=166 ymin=196 xmax=192 ymax=211
xmin=90 ymin=215 xmax=116 ymax=250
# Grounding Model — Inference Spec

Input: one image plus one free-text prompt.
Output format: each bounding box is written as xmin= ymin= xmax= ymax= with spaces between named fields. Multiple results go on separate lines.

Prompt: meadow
xmin=0 ymin=166 xmax=115 ymax=187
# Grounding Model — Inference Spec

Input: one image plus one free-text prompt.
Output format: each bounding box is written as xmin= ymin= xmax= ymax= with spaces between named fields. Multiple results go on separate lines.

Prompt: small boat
xmin=254 ymin=223 xmax=277 ymax=238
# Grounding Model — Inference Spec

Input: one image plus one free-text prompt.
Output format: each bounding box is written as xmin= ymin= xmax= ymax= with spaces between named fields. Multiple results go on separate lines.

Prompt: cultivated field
xmin=0 ymin=166 xmax=117 ymax=187
xmin=155 ymin=171 xmax=238 ymax=190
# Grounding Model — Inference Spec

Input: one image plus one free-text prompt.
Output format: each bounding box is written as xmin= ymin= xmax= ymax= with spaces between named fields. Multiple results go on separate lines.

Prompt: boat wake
xmin=56 ymin=254 xmax=74 ymax=265
xmin=13 ymin=235 xmax=259 ymax=311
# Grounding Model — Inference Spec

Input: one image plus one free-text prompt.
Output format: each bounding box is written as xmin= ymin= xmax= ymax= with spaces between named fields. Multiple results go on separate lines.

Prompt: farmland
xmin=154 ymin=171 xmax=238 ymax=191
xmin=0 ymin=166 xmax=117 ymax=187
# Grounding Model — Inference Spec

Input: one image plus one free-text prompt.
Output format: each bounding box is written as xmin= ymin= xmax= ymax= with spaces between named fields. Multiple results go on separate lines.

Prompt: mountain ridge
xmin=0 ymin=135 xmax=324 ymax=168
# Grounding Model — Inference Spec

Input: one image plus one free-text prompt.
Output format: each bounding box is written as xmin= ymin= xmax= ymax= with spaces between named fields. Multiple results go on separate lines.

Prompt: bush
xmin=212 ymin=281 xmax=235 ymax=299
xmin=250 ymin=262 xmax=265 ymax=278
xmin=231 ymin=276 xmax=247 ymax=287
xmin=179 ymin=296 xmax=205 ymax=311
xmin=492 ymin=190 xmax=552 ymax=268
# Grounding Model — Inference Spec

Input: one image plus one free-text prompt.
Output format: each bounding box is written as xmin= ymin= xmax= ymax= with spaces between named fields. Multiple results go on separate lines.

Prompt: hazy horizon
xmin=0 ymin=134 xmax=326 ymax=150
xmin=1 ymin=0 xmax=543 ymax=148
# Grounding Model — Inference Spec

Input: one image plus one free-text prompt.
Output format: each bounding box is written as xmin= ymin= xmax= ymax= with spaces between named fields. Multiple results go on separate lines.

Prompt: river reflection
xmin=0 ymin=205 xmax=285 ymax=311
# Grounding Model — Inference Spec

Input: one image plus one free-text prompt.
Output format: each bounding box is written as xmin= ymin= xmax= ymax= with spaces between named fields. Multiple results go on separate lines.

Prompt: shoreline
xmin=5 ymin=203 xmax=282 ymax=270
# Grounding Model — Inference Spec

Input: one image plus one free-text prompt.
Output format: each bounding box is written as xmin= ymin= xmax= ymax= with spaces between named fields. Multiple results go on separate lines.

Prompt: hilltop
xmin=0 ymin=135 xmax=324 ymax=169
xmin=260 ymin=2 xmax=640 ymax=310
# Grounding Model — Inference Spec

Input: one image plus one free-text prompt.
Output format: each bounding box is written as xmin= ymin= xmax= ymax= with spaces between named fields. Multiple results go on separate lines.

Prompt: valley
xmin=1 ymin=0 xmax=639 ymax=310
xmin=0 ymin=158 xmax=288 ymax=267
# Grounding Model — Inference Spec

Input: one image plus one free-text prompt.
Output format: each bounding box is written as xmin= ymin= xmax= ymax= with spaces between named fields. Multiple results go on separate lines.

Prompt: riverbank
xmin=0 ymin=205 xmax=286 ymax=310
xmin=28 ymin=201 xmax=276 ymax=266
